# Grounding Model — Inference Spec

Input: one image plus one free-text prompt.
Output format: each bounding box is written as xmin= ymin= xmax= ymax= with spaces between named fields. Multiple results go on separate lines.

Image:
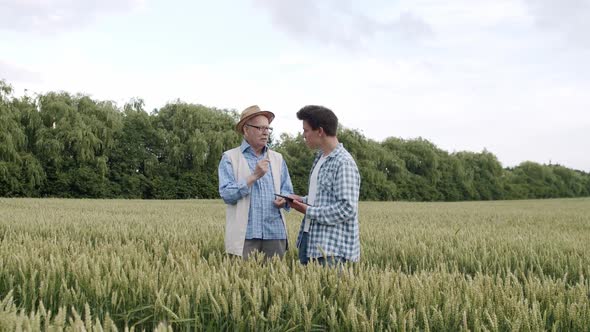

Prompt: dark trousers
xmin=242 ymin=239 xmax=286 ymax=260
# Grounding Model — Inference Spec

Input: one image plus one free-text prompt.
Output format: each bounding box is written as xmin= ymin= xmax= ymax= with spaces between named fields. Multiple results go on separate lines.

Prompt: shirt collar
xmin=315 ymin=143 xmax=344 ymax=161
xmin=240 ymin=139 xmax=268 ymax=154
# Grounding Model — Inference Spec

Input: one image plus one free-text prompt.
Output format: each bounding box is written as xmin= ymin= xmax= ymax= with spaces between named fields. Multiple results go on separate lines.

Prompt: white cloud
xmin=524 ymin=0 xmax=590 ymax=48
xmin=252 ymin=0 xmax=433 ymax=49
xmin=0 ymin=0 xmax=144 ymax=33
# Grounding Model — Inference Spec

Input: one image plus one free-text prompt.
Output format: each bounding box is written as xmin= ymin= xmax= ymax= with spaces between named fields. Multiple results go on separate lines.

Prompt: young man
xmin=289 ymin=105 xmax=361 ymax=265
xmin=218 ymin=105 xmax=294 ymax=260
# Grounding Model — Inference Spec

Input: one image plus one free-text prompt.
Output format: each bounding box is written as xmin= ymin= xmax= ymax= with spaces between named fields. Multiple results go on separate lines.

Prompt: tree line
xmin=1 ymin=80 xmax=589 ymax=201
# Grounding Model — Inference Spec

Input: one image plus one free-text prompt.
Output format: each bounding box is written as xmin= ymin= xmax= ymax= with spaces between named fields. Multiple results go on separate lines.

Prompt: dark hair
xmin=296 ymin=105 xmax=338 ymax=136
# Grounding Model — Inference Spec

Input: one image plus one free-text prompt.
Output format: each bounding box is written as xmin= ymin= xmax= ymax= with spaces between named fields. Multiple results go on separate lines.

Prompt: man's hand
xmin=253 ymin=158 xmax=270 ymax=179
xmin=287 ymin=194 xmax=308 ymax=214
xmin=273 ymin=196 xmax=286 ymax=208
xmin=247 ymin=157 xmax=270 ymax=187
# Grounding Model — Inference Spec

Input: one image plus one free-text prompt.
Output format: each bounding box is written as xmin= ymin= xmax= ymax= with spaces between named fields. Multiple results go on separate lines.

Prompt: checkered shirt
xmin=296 ymin=143 xmax=361 ymax=261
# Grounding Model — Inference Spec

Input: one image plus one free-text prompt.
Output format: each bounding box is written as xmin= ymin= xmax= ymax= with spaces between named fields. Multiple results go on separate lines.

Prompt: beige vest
xmin=224 ymin=147 xmax=288 ymax=257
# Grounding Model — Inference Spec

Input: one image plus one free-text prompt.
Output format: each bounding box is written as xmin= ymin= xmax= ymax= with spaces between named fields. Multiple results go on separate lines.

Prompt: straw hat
xmin=235 ymin=105 xmax=275 ymax=133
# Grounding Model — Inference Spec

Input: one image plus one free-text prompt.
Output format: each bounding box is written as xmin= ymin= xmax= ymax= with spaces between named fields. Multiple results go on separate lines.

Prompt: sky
xmin=1 ymin=0 xmax=589 ymax=171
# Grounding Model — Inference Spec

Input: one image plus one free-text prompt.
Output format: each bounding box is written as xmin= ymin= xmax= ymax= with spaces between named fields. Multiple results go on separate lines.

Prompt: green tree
xmin=2 ymin=79 xmax=589 ymax=201
xmin=0 ymin=81 xmax=45 ymax=196
xmin=274 ymin=133 xmax=315 ymax=196
xmin=339 ymin=129 xmax=397 ymax=200
xmin=150 ymin=102 xmax=240 ymax=198
xmin=35 ymin=92 xmax=123 ymax=197
xmin=455 ymin=150 xmax=504 ymax=200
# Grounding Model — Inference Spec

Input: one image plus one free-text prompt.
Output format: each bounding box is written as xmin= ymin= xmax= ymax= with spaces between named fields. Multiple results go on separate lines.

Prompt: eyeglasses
xmin=246 ymin=124 xmax=273 ymax=133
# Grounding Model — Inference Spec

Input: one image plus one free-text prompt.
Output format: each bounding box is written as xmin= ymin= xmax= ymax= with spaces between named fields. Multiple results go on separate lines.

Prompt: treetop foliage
xmin=1 ymin=79 xmax=588 ymax=200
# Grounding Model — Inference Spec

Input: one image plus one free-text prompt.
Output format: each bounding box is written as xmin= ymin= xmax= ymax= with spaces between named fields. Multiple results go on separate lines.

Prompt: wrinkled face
xmin=302 ymin=120 xmax=321 ymax=149
xmin=243 ymin=115 xmax=271 ymax=149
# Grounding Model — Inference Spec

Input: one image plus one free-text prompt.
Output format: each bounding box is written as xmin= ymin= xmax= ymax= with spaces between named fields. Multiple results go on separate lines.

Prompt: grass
xmin=1 ymin=198 xmax=589 ymax=331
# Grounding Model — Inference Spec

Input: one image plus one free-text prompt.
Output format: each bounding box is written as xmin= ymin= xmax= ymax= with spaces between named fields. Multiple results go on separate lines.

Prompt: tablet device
xmin=274 ymin=194 xmax=312 ymax=206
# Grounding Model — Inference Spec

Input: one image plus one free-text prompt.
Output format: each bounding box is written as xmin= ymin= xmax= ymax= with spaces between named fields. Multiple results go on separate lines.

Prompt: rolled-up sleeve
xmin=218 ymin=153 xmax=250 ymax=205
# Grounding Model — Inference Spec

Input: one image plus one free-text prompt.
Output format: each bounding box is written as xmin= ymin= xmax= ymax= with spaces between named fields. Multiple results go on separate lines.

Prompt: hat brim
xmin=235 ymin=111 xmax=275 ymax=133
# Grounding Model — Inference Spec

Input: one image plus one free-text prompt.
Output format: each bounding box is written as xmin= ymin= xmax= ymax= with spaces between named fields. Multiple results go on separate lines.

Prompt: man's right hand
xmin=253 ymin=158 xmax=270 ymax=179
xmin=247 ymin=158 xmax=270 ymax=187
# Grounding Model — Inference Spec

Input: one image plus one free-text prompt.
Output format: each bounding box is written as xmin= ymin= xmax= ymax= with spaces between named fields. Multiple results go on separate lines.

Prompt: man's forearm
xmin=220 ymin=179 xmax=250 ymax=204
xmin=306 ymin=202 xmax=356 ymax=225
xmin=246 ymin=174 xmax=260 ymax=187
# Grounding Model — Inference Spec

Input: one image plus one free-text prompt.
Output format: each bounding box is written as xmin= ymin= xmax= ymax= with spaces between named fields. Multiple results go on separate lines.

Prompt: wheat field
xmin=1 ymin=198 xmax=589 ymax=331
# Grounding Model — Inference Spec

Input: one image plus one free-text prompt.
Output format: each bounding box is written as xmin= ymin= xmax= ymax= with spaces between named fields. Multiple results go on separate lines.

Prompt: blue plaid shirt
xmin=218 ymin=140 xmax=293 ymax=240
xmin=296 ymin=143 xmax=361 ymax=261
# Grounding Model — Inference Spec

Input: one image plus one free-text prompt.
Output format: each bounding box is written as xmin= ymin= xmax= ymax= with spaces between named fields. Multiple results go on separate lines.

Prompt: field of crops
xmin=1 ymin=198 xmax=589 ymax=331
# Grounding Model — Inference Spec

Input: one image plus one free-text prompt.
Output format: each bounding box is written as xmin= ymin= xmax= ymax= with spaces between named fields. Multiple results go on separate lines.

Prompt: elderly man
xmin=288 ymin=105 xmax=361 ymax=266
xmin=218 ymin=105 xmax=294 ymax=260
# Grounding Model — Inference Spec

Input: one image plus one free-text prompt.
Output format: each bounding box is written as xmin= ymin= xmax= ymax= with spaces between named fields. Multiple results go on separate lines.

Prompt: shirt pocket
xmin=318 ymin=168 xmax=336 ymax=192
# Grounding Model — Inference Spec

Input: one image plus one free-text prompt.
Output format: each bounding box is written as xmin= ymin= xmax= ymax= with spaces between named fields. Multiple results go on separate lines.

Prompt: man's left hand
xmin=273 ymin=197 xmax=286 ymax=208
